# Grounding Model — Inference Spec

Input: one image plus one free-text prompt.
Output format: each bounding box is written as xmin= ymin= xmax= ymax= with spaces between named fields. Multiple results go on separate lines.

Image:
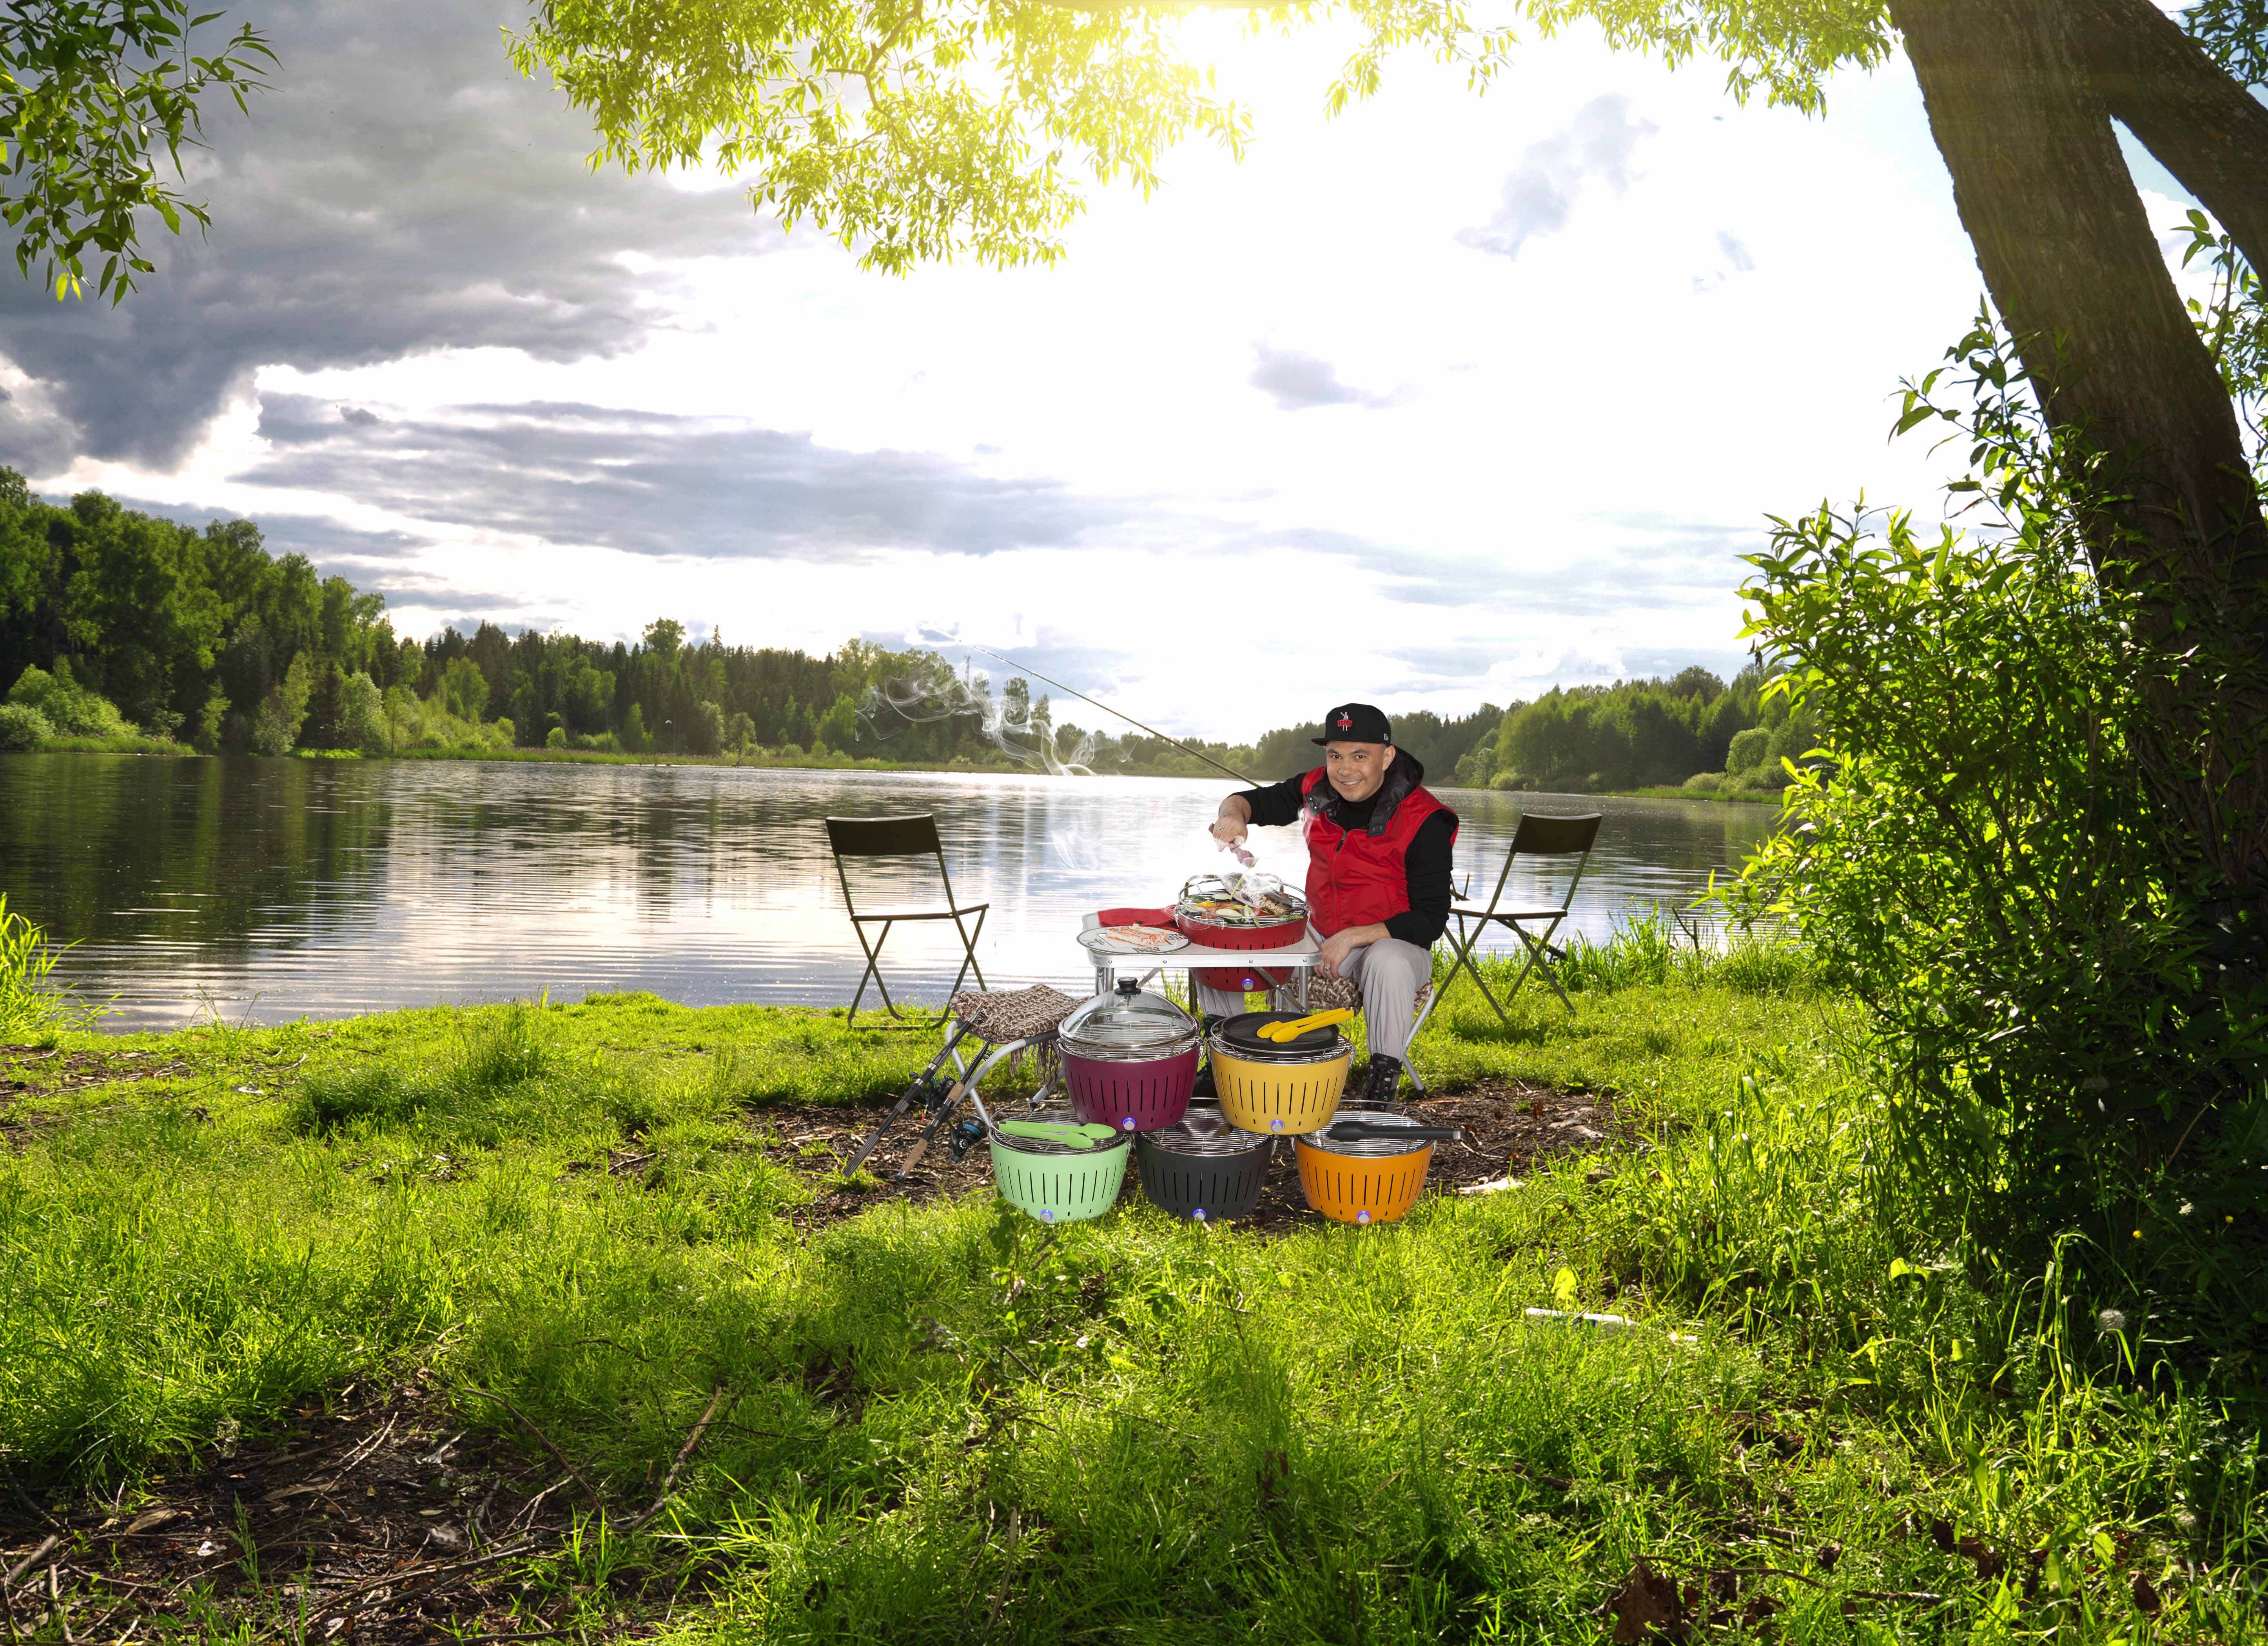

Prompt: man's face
xmin=1323 ymin=741 xmax=1396 ymax=803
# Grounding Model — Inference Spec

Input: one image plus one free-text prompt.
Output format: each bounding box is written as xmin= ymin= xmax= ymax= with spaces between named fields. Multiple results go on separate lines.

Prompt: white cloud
xmin=1457 ymin=93 xmax=1659 ymax=261
xmin=7 ymin=14 xmax=1995 ymax=736
xmin=1249 ymin=346 xmax=1399 ymax=411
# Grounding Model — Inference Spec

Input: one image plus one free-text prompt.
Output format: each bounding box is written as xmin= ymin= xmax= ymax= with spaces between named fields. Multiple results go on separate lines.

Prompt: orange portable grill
xmin=1295 ymin=1108 xmax=1446 ymax=1225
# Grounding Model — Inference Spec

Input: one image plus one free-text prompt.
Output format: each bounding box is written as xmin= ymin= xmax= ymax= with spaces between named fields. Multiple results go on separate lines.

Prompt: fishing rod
xmin=962 ymin=644 xmax=1252 ymax=785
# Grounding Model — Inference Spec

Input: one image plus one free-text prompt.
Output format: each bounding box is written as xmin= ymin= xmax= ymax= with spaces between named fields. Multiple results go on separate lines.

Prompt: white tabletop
xmin=1081 ymin=934 xmax=1321 ymax=970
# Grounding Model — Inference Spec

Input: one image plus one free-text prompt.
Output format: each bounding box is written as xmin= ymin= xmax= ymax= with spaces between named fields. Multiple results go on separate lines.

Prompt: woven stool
xmin=947 ymin=984 xmax=1081 ymax=1041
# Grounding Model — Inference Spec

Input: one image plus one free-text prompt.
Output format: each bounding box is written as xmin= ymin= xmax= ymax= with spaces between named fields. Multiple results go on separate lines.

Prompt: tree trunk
xmin=1887 ymin=0 xmax=2268 ymax=921
xmin=2075 ymin=0 xmax=2268 ymax=279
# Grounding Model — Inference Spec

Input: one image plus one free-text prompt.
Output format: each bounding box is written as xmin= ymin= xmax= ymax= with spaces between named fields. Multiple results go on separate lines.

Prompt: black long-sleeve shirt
xmin=1234 ymin=773 xmax=1456 ymax=946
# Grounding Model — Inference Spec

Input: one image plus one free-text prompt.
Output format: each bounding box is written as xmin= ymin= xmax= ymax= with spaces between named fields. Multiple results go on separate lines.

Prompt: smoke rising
xmin=856 ymin=660 xmax=1098 ymax=777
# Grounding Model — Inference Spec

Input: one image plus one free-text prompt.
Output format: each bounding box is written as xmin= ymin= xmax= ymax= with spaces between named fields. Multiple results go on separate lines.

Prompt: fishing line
xmin=962 ymin=644 xmax=1252 ymax=785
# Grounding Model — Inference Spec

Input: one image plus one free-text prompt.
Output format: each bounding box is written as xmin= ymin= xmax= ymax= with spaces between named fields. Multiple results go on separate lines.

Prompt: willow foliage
xmin=0 ymin=1 xmax=270 ymax=301
xmin=1729 ymin=316 xmax=2268 ymax=1341
xmin=510 ymin=0 xmax=1894 ymax=270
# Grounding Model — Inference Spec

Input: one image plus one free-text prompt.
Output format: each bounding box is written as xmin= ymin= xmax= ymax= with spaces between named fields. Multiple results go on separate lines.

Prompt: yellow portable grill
xmin=1208 ymin=1011 xmax=1352 ymax=1136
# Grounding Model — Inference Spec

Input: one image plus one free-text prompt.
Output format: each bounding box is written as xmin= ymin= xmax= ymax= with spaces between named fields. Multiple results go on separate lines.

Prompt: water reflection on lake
xmin=0 ymin=756 xmax=1780 ymax=1031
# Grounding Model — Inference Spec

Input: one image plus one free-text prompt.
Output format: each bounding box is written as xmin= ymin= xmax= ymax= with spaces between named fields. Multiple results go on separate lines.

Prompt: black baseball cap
xmin=1313 ymin=703 xmax=1393 ymax=745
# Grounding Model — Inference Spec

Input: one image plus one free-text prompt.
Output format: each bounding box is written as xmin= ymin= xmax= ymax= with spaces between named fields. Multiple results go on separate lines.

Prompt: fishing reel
xmin=947 ymin=1118 xmax=986 ymax=1162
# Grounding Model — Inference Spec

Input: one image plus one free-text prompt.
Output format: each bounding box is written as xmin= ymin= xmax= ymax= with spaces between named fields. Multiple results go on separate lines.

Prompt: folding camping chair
xmin=1428 ymin=812 xmax=1603 ymax=1023
xmin=824 ymin=814 xmax=990 ymax=1026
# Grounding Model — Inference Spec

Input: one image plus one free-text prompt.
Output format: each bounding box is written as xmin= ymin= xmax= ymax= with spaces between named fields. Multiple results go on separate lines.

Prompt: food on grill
xmin=1176 ymin=874 xmax=1309 ymax=989
xmin=1176 ymin=872 xmax=1306 ymax=926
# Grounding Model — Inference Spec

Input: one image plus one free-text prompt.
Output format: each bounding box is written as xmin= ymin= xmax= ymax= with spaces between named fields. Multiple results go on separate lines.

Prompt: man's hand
xmin=1317 ymin=923 xmax=1386 ymax=979
xmin=1210 ymin=794 xmax=1252 ymax=850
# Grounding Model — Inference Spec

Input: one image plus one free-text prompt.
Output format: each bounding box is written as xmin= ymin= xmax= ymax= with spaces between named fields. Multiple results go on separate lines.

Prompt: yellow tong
xmin=1255 ymin=1008 xmax=1355 ymax=1042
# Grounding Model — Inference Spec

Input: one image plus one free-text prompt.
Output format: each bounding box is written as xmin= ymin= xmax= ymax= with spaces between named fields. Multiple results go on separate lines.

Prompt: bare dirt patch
xmin=0 ymin=1045 xmax=211 ymax=1154
xmin=0 ymin=1384 xmax=653 ymax=1645
xmin=0 ymin=1044 xmax=200 ymax=1098
xmin=756 ymin=1075 xmax=1638 ymax=1233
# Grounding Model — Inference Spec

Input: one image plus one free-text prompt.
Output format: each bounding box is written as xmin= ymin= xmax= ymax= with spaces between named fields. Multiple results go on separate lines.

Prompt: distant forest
xmin=1273 ymin=672 xmax=1816 ymax=796
xmin=0 ymin=482 xmax=1807 ymax=790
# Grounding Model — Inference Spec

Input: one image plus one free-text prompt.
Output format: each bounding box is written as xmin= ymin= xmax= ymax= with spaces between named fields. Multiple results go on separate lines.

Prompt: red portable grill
xmin=1174 ymin=874 xmax=1308 ymax=993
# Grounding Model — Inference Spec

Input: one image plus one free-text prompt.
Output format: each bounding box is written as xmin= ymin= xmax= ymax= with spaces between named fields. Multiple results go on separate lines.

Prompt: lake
xmin=0 ymin=756 xmax=1780 ymax=1031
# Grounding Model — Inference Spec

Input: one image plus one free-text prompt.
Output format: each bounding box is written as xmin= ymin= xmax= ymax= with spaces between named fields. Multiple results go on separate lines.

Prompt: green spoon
xmin=999 ymin=1120 xmax=1120 ymax=1149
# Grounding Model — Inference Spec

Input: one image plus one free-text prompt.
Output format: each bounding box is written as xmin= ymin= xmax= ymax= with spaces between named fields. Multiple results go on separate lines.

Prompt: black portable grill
xmin=1135 ymin=1102 xmax=1274 ymax=1222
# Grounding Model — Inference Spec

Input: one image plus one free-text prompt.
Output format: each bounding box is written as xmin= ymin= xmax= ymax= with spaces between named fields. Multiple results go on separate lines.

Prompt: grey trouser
xmin=1196 ymin=926 xmax=1431 ymax=1062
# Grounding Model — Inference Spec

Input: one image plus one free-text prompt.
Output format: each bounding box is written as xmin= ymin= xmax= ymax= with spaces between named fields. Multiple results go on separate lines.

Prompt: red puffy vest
xmin=1299 ymin=767 xmax=1455 ymax=937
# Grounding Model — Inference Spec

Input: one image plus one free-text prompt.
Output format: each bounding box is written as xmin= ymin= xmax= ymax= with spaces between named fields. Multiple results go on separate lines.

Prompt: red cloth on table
xmin=1095 ymin=906 xmax=1175 ymax=929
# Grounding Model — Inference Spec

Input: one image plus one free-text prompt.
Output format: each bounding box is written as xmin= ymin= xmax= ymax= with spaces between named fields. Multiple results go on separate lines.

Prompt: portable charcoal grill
xmin=1056 ymin=979 xmax=1201 ymax=1134
xmin=1208 ymin=1009 xmax=1354 ymax=1136
xmin=1175 ymin=874 xmax=1310 ymax=993
xmin=1295 ymin=1107 xmax=1439 ymax=1225
xmin=1135 ymin=1103 xmax=1274 ymax=1222
xmin=982 ymin=1100 xmax=1135 ymax=1224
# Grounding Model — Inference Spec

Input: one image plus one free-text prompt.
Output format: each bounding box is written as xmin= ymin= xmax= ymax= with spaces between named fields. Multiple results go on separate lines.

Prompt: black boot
xmin=1360 ymin=1052 xmax=1404 ymax=1106
xmin=1191 ymin=1014 xmax=1222 ymax=1098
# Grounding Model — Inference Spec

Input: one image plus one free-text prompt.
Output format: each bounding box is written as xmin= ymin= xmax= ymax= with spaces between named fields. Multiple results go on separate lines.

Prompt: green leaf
xmin=510 ymin=0 xmax=1889 ymax=272
xmin=0 ymin=0 xmax=270 ymax=303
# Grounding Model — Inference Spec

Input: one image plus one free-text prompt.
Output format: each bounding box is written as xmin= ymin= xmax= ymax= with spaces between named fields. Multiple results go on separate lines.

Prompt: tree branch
xmin=626 ymin=1385 xmax=733 ymax=1528
xmin=2074 ymin=0 xmax=2268 ymax=280
xmin=1026 ymin=0 xmax=1285 ymax=9
xmin=464 ymin=1388 xmax=604 ymax=1513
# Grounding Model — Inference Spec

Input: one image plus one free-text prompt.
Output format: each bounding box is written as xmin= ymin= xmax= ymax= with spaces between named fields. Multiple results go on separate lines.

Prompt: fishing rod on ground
xmin=961 ymin=644 xmax=1254 ymax=786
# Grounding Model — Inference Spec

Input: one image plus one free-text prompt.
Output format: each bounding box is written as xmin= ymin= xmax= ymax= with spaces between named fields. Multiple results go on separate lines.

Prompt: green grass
xmin=24 ymin=732 xmax=199 ymax=755
xmin=0 ymin=893 xmax=103 ymax=1038
xmin=0 ymin=960 xmax=2259 ymax=1643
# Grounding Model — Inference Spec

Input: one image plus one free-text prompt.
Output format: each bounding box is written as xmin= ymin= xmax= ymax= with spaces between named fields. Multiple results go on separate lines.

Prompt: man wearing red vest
xmin=1203 ymin=702 xmax=1458 ymax=1105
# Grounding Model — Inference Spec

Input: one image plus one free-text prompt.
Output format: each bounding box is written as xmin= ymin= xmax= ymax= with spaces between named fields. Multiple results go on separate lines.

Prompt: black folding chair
xmin=824 ymin=815 xmax=989 ymax=1026
xmin=1431 ymin=812 xmax=1603 ymax=1021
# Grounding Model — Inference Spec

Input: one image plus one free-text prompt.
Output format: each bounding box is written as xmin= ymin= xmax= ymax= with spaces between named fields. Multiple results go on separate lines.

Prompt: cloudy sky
xmin=1 ymin=0 xmax=2207 ymax=738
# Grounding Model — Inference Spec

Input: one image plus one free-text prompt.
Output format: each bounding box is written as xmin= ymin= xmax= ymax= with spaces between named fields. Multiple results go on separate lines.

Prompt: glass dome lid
xmin=1060 ymin=979 xmax=1199 ymax=1058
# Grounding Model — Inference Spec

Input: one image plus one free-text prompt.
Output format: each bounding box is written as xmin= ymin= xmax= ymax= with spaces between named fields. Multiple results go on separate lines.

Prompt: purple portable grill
xmin=1056 ymin=979 xmax=1200 ymax=1134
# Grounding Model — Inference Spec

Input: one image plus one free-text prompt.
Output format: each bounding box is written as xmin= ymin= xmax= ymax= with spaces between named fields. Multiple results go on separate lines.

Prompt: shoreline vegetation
xmin=0 ymin=735 xmax=1788 ymax=798
xmin=0 ymin=917 xmax=2251 ymax=1643
xmin=3 ymin=480 xmax=1804 ymax=796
